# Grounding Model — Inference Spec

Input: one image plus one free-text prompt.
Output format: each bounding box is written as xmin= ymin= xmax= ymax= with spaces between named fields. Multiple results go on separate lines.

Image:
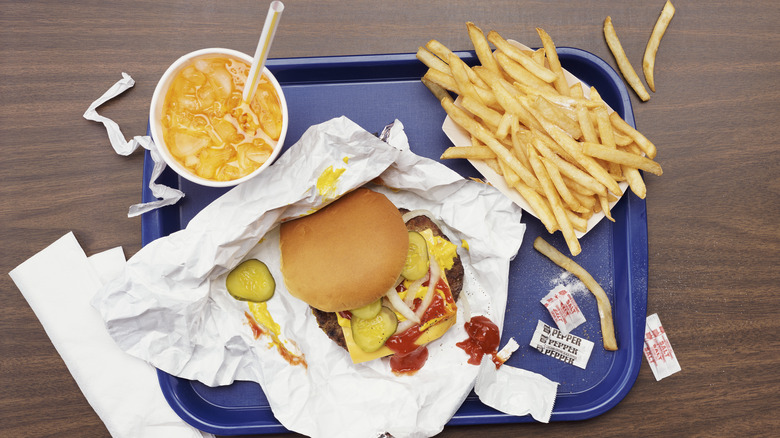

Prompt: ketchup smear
xmin=384 ymin=277 xmax=452 ymax=375
xmin=456 ymin=315 xmax=503 ymax=368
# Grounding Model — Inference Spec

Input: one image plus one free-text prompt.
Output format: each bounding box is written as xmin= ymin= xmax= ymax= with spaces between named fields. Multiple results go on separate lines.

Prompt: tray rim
xmin=143 ymin=47 xmax=647 ymax=435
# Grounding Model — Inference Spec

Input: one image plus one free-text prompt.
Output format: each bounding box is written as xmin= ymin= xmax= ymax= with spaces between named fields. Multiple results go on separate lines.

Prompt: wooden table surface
xmin=2 ymin=1 xmax=778 ymax=436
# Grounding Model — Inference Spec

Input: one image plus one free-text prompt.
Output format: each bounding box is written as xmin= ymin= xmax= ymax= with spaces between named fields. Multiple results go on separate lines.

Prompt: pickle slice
xmin=402 ymin=231 xmax=429 ymax=281
xmin=350 ymin=298 xmax=382 ymax=320
xmin=226 ymin=259 xmax=275 ymax=302
xmin=351 ymin=306 xmax=398 ymax=353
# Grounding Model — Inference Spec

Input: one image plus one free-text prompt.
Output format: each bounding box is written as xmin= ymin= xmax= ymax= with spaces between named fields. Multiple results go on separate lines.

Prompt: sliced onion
xmin=403 ymin=272 xmax=428 ymax=308
xmin=386 ymin=287 xmax=420 ymax=324
xmin=415 ymin=250 xmax=441 ymax=320
xmin=395 ymin=319 xmax=417 ymax=334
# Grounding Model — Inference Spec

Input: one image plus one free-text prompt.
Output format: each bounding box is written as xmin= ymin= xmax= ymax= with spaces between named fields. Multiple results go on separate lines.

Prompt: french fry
xmin=441 ymin=98 xmax=542 ymax=192
xmin=531 ymin=133 xmax=607 ymax=196
xmin=487 ymin=30 xmax=559 ymax=83
xmin=440 ymin=146 xmax=496 ymax=160
xmin=515 ymin=181 xmax=558 ymax=234
xmin=536 ymin=27 xmax=570 ymax=96
xmin=449 ymin=53 xmax=485 ymax=105
xmin=510 ymin=121 xmax=532 ymax=169
xmin=622 ymin=165 xmax=646 ymax=199
xmin=495 ymin=112 xmax=515 ymax=140
xmin=599 ymin=194 xmax=615 ymax=222
xmin=529 ymin=151 xmax=581 ymax=255
xmin=516 ymin=81 xmax=601 ymax=109
xmin=474 ymin=67 xmax=544 ymax=132
xmin=498 ymin=155 xmax=521 ymax=187
xmin=565 ymin=209 xmax=588 ymax=233
xmin=426 ymin=39 xmax=489 ymax=89
xmin=643 ymin=0 xmax=676 ymax=92
xmin=541 ymin=156 xmax=588 ymax=214
xmin=416 ymin=46 xmax=451 ymax=75
xmin=581 ymin=142 xmax=663 ymax=175
xmin=621 ymin=142 xmax=649 ymax=198
xmin=533 ymin=237 xmax=618 ymax=351
xmin=494 ymin=52 xmax=558 ymax=95
xmin=420 ymin=76 xmax=452 ymax=105
xmin=544 ymin=123 xmax=623 ymax=196
xmin=603 ymin=16 xmax=651 ymax=101
xmin=532 ymin=48 xmax=546 ymax=65
xmin=423 ymin=68 xmax=459 ymax=93
xmin=460 ymin=96 xmax=502 ymax=131
xmin=531 ymin=95 xmax=582 ymax=140
xmin=466 ymin=22 xmax=500 ymax=74
xmin=609 ymin=112 xmax=658 ymax=158
xmin=420 ymin=26 xmax=663 ymax=253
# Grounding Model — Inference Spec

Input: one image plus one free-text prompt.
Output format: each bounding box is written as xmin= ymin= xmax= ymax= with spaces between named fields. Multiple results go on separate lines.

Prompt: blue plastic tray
xmin=142 ymin=48 xmax=648 ymax=435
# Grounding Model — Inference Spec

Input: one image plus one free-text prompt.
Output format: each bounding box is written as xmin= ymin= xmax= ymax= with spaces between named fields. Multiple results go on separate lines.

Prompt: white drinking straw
xmin=242 ymin=1 xmax=285 ymax=103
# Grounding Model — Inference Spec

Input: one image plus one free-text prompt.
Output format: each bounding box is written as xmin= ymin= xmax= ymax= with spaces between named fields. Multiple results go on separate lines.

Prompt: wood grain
xmin=2 ymin=1 xmax=779 ymax=437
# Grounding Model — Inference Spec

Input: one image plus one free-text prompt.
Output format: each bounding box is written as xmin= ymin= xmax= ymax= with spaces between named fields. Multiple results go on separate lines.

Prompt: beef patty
xmin=311 ymin=211 xmax=464 ymax=350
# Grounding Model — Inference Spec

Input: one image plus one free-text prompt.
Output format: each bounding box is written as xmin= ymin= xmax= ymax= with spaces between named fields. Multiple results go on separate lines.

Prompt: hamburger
xmin=279 ymin=188 xmax=463 ymax=373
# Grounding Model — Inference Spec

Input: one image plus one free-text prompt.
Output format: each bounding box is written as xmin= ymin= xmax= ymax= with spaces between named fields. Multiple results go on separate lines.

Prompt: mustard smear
xmin=316 ymin=165 xmax=346 ymax=198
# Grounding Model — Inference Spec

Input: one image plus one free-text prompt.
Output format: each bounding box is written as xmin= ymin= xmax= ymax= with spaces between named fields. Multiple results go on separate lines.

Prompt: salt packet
xmin=530 ymin=321 xmax=594 ymax=369
xmin=643 ymin=313 xmax=681 ymax=380
xmin=540 ymin=285 xmax=586 ymax=335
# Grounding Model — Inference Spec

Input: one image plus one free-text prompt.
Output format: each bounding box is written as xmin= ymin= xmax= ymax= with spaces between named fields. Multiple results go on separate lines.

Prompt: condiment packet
xmin=540 ymin=285 xmax=586 ymax=335
xmin=643 ymin=313 xmax=681 ymax=380
xmin=530 ymin=321 xmax=594 ymax=369
xmin=92 ymin=117 xmax=557 ymax=437
xmin=83 ymin=73 xmax=184 ymax=217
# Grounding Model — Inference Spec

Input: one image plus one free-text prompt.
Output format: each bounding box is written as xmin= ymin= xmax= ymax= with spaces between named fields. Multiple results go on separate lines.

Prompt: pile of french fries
xmin=418 ymin=23 xmax=663 ymax=256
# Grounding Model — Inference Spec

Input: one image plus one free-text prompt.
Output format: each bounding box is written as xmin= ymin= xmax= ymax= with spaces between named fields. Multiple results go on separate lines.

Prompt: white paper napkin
xmin=9 ymin=232 xmax=213 ymax=438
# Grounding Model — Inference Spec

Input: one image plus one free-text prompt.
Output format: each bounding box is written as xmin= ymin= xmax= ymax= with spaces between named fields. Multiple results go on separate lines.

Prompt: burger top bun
xmin=279 ymin=188 xmax=409 ymax=312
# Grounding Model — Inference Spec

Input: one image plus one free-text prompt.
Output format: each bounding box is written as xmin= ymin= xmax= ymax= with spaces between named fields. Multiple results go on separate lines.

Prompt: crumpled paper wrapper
xmin=83 ymin=73 xmax=184 ymax=217
xmin=93 ymin=116 xmax=556 ymax=437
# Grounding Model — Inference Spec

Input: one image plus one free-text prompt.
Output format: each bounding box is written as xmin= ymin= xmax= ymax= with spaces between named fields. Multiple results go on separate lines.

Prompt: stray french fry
xmin=643 ymin=0 xmax=676 ymax=92
xmin=440 ymin=146 xmax=496 ymax=160
xmin=604 ymin=16 xmax=651 ymax=101
xmin=533 ymin=237 xmax=617 ymax=351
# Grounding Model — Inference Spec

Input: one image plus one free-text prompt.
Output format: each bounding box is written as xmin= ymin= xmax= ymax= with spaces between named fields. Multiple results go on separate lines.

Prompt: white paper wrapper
xmin=93 ymin=116 xmax=556 ymax=437
xmin=441 ymin=41 xmax=629 ymax=237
